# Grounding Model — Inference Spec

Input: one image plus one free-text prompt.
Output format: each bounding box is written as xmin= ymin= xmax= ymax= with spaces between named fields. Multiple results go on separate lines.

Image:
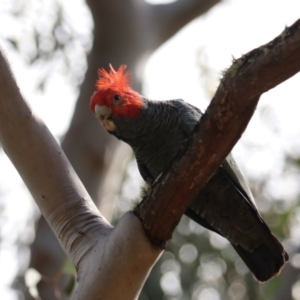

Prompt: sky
xmin=0 ymin=0 xmax=300 ymax=299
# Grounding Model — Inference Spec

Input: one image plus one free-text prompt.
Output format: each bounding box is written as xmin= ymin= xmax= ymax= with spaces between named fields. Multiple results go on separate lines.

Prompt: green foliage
xmin=62 ymin=258 xmax=76 ymax=275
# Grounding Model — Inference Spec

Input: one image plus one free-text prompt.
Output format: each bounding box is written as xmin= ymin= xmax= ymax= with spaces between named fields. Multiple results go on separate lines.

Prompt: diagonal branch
xmin=135 ymin=18 xmax=300 ymax=246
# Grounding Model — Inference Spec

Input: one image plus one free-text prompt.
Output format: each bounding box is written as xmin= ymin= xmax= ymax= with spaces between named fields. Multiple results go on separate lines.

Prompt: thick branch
xmin=0 ymin=46 xmax=110 ymax=261
xmin=150 ymin=0 xmax=221 ymax=46
xmin=135 ymin=19 xmax=300 ymax=246
xmin=0 ymin=46 xmax=162 ymax=299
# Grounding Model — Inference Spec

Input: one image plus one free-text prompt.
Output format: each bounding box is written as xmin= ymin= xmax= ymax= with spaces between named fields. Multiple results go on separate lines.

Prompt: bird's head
xmin=90 ymin=64 xmax=143 ymax=132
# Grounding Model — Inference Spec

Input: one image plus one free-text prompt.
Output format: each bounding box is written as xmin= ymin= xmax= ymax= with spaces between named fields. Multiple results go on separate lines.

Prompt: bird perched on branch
xmin=90 ymin=64 xmax=288 ymax=282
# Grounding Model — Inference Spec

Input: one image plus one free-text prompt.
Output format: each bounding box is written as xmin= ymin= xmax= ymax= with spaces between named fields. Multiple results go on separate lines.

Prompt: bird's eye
xmin=114 ymin=94 xmax=121 ymax=101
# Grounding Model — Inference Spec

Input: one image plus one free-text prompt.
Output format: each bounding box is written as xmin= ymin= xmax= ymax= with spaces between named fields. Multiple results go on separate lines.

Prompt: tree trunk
xmin=1 ymin=14 xmax=299 ymax=300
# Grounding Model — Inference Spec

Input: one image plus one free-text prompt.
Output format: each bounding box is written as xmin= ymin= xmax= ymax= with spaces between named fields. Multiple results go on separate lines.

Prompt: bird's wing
xmin=220 ymin=154 xmax=259 ymax=212
xmin=137 ymin=161 xmax=154 ymax=183
xmin=169 ymin=99 xmax=202 ymax=136
xmin=171 ymin=99 xmax=259 ymax=214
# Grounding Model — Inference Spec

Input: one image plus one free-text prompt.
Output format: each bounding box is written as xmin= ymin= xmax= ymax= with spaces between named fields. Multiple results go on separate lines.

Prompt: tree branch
xmin=135 ymin=18 xmax=300 ymax=246
xmin=0 ymin=46 xmax=162 ymax=299
xmin=22 ymin=0 xmax=222 ymax=297
xmin=0 ymin=46 xmax=107 ymax=259
xmin=150 ymin=0 xmax=221 ymax=46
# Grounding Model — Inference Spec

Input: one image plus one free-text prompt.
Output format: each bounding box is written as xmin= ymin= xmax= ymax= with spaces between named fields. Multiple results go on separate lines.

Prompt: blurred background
xmin=0 ymin=0 xmax=300 ymax=299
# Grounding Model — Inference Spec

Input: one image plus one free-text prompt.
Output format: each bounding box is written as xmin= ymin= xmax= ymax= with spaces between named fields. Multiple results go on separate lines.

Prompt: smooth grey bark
xmin=0 ymin=45 xmax=162 ymax=300
xmin=3 ymin=8 xmax=299 ymax=300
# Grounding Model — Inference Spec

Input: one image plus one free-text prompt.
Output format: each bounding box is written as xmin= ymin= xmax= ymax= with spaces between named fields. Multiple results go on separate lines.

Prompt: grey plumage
xmin=106 ymin=97 xmax=289 ymax=282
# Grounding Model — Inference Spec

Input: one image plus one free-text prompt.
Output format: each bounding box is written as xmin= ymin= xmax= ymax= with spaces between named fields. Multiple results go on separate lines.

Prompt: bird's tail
xmin=185 ymin=208 xmax=288 ymax=282
xmin=232 ymin=235 xmax=289 ymax=282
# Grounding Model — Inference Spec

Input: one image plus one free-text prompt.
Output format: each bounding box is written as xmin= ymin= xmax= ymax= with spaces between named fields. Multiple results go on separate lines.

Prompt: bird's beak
xmin=95 ymin=105 xmax=116 ymax=132
xmin=95 ymin=105 xmax=111 ymax=120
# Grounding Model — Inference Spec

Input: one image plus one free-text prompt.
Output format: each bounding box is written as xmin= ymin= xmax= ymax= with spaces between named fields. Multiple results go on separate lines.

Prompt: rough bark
xmin=135 ymin=18 xmax=300 ymax=246
xmin=1 ymin=16 xmax=300 ymax=300
xmin=27 ymin=0 xmax=221 ymax=298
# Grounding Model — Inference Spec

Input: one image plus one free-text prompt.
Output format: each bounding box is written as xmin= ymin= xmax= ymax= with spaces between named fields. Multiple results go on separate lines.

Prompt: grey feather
xmin=107 ymin=96 xmax=288 ymax=282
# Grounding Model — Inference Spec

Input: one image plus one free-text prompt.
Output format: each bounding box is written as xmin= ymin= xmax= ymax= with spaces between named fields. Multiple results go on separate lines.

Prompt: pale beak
xmin=95 ymin=105 xmax=111 ymax=120
xmin=95 ymin=105 xmax=116 ymax=132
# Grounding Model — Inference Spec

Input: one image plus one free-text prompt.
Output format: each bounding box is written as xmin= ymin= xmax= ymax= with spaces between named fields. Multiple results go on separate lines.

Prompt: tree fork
xmin=135 ymin=18 xmax=300 ymax=247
